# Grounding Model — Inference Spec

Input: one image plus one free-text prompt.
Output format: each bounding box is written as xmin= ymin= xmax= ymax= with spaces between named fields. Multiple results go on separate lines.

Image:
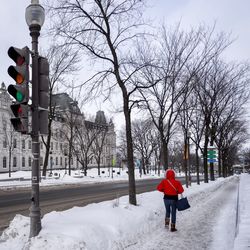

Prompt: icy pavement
xmin=127 ymin=177 xmax=238 ymax=250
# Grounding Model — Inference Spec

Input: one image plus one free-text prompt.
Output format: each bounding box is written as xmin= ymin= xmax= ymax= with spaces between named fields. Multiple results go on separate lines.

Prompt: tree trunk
xmin=8 ymin=148 xmax=12 ymax=178
xmin=183 ymin=136 xmax=189 ymax=188
xmin=161 ymin=140 xmax=168 ymax=170
xmin=141 ymin=157 xmax=146 ymax=175
xmin=42 ymin=126 xmax=52 ymax=177
xmin=195 ymin=147 xmax=200 ymax=185
xmin=124 ymin=98 xmax=137 ymax=205
xmin=68 ymin=136 xmax=73 ymax=176
xmin=218 ymin=147 xmax=222 ymax=177
xmin=97 ymin=159 xmax=101 ymax=176
xmin=203 ymin=127 xmax=209 ymax=183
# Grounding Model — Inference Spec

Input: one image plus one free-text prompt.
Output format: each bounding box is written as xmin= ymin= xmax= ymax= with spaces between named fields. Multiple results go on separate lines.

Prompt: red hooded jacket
xmin=157 ymin=169 xmax=184 ymax=199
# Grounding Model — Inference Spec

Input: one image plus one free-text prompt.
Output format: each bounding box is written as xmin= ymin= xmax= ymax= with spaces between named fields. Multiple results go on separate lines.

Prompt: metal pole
xmin=29 ymin=23 xmax=41 ymax=238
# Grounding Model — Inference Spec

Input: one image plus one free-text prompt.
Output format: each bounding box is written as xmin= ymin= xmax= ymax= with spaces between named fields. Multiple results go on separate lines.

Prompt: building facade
xmin=0 ymin=84 xmax=116 ymax=174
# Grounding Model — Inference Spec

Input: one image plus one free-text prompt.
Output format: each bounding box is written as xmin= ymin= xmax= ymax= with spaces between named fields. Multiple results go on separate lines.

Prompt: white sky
xmin=1 ymin=0 xmax=250 ymax=130
xmin=0 ymin=170 xmax=249 ymax=249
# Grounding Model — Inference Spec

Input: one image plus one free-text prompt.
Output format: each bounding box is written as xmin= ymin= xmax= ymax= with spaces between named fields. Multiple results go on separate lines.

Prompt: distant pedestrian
xmin=157 ymin=169 xmax=184 ymax=232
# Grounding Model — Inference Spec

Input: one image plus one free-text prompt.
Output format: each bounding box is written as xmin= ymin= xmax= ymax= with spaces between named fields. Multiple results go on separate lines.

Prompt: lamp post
xmin=25 ymin=0 xmax=45 ymax=238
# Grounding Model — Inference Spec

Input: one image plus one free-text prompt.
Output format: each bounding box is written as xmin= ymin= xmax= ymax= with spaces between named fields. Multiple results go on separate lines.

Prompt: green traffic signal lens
xmin=16 ymin=91 xmax=24 ymax=102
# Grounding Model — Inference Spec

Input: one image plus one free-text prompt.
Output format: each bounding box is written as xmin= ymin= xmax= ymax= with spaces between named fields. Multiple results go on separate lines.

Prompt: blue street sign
xmin=208 ymin=159 xmax=217 ymax=163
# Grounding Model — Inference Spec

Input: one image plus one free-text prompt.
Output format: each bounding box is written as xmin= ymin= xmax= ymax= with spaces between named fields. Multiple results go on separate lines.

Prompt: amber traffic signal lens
xmin=16 ymin=74 xmax=24 ymax=84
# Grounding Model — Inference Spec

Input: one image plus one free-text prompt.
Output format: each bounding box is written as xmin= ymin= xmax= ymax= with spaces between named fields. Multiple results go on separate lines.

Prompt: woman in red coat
xmin=157 ymin=169 xmax=184 ymax=232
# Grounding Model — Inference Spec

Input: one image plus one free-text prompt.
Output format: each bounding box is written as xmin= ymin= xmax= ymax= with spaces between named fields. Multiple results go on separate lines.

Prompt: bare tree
xmin=116 ymin=128 xmax=128 ymax=169
xmin=73 ymin=119 xmax=102 ymax=176
xmin=60 ymin=99 xmax=82 ymax=175
xmin=138 ymin=24 xmax=227 ymax=170
xmin=132 ymin=118 xmax=158 ymax=175
xmin=41 ymin=44 xmax=80 ymax=176
xmin=91 ymin=125 xmax=108 ymax=176
xmin=219 ymin=119 xmax=248 ymax=176
xmin=47 ymin=0 xmax=150 ymax=205
xmin=195 ymin=59 xmax=250 ymax=182
xmin=212 ymin=62 xmax=250 ymax=176
xmin=2 ymin=118 xmax=15 ymax=177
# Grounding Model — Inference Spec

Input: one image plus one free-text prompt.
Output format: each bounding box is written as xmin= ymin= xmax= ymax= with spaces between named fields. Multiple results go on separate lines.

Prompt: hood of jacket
xmin=166 ymin=169 xmax=175 ymax=180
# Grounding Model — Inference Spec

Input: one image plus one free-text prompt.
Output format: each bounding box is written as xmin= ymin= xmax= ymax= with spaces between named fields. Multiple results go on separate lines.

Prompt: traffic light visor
xmin=11 ymin=104 xmax=28 ymax=118
xmin=8 ymin=66 xmax=25 ymax=84
xmin=8 ymin=47 xmax=25 ymax=66
xmin=7 ymin=85 xmax=25 ymax=102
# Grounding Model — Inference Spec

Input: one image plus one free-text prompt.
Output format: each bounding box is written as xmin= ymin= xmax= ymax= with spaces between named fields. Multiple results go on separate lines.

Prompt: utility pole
xmin=25 ymin=0 xmax=45 ymax=238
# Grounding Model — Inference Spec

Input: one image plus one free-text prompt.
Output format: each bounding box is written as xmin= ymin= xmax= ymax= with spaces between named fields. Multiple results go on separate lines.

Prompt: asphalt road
xmin=0 ymin=177 xmax=188 ymax=235
xmin=0 ymin=178 xmax=163 ymax=234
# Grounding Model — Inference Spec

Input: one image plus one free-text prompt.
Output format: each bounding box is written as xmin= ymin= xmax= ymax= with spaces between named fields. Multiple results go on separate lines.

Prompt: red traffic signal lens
xmin=16 ymin=56 xmax=25 ymax=66
xmin=18 ymin=106 xmax=23 ymax=114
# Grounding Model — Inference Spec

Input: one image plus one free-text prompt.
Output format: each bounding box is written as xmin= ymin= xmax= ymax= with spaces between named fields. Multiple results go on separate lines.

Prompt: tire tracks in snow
xmin=126 ymin=177 xmax=238 ymax=250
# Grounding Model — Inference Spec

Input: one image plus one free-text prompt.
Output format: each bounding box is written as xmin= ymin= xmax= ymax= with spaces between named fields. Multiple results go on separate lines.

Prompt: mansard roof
xmin=51 ymin=93 xmax=81 ymax=114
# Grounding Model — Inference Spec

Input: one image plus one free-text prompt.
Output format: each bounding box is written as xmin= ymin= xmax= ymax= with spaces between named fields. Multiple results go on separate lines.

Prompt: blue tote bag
xmin=177 ymin=194 xmax=190 ymax=211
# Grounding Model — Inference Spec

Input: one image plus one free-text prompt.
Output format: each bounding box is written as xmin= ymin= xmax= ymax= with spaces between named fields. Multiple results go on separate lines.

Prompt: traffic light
xmin=7 ymin=46 xmax=29 ymax=103
xmin=7 ymin=46 xmax=30 ymax=133
xmin=10 ymin=104 xmax=29 ymax=133
xmin=38 ymin=56 xmax=49 ymax=135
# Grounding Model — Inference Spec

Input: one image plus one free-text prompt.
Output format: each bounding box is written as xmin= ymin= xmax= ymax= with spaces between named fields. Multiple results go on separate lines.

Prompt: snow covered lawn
xmin=1 ymin=174 xmax=247 ymax=250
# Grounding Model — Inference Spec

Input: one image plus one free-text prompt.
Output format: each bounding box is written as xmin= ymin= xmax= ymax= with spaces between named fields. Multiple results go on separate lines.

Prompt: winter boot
xmin=165 ymin=218 xmax=170 ymax=228
xmin=170 ymin=223 xmax=177 ymax=232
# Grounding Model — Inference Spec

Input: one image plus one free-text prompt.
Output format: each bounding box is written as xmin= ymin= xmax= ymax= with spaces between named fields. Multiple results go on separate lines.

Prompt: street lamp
xmin=25 ymin=0 xmax=45 ymax=27
xmin=25 ymin=0 xmax=45 ymax=238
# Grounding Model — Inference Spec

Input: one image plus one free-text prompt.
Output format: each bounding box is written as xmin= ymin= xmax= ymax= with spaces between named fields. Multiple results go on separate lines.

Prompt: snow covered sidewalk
xmin=0 ymin=174 xmax=249 ymax=250
xmin=128 ymin=176 xmax=239 ymax=250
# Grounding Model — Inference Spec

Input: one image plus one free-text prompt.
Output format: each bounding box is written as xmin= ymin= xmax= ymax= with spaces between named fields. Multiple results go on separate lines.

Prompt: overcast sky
xmin=1 ymin=0 xmax=250 ymax=128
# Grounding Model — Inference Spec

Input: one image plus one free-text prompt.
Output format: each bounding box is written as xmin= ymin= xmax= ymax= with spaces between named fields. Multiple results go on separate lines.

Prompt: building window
xmin=22 ymin=157 xmax=25 ymax=168
xmin=3 ymin=157 xmax=7 ymax=168
xmin=29 ymin=140 xmax=32 ymax=150
xmin=29 ymin=157 xmax=32 ymax=167
xmin=56 ymin=142 xmax=58 ymax=151
xmin=13 ymin=139 xmax=17 ymax=149
xmin=22 ymin=140 xmax=25 ymax=149
xmin=40 ymin=157 xmax=43 ymax=166
xmin=56 ymin=157 xmax=58 ymax=165
xmin=3 ymin=120 xmax=7 ymax=130
xmin=60 ymin=157 xmax=62 ymax=166
xmin=3 ymin=138 xmax=7 ymax=148
xmin=13 ymin=157 xmax=17 ymax=168
xmin=51 ymin=142 xmax=53 ymax=150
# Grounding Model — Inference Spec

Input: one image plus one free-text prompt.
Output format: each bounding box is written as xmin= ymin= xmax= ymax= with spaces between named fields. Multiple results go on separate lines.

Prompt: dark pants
xmin=164 ymin=198 xmax=177 ymax=224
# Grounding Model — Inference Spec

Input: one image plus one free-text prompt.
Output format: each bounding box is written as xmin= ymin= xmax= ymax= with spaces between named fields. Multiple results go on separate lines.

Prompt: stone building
xmin=0 ymin=84 xmax=116 ymax=174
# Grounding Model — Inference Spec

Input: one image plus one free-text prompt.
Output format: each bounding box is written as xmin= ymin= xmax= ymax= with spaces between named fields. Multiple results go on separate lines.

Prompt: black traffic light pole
xmin=29 ymin=23 xmax=42 ymax=238
xmin=25 ymin=0 xmax=46 ymax=237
